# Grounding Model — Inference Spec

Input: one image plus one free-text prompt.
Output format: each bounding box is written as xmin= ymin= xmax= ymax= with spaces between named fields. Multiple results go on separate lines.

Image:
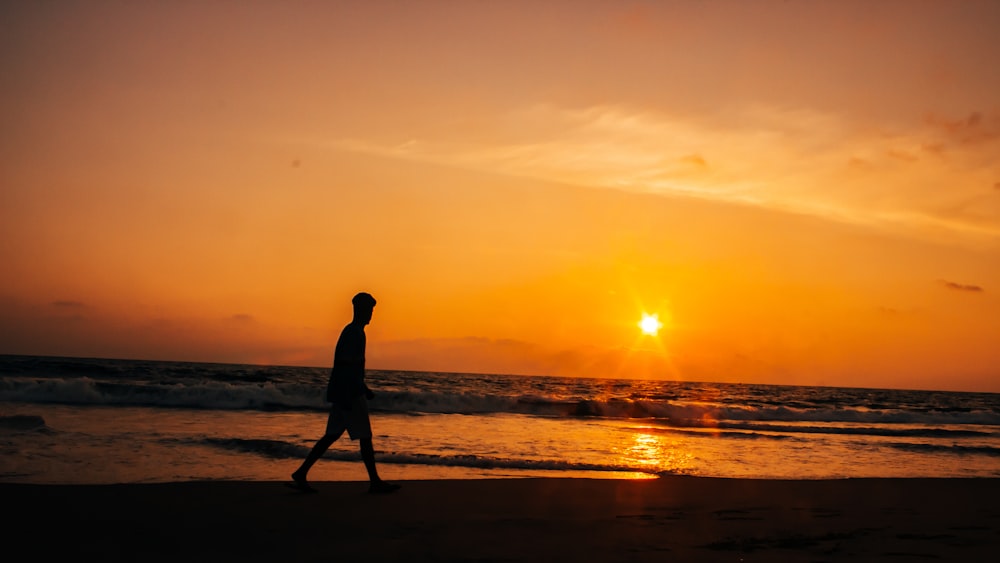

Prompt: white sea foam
xmin=2 ymin=371 xmax=999 ymax=434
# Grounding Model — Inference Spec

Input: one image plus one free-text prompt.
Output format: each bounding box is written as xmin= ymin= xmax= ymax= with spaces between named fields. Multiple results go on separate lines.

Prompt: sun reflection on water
xmin=616 ymin=427 xmax=695 ymax=475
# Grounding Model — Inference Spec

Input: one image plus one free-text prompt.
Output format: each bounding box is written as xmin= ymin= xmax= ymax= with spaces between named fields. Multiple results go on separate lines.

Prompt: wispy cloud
xmin=331 ymin=104 xmax=1000 ymax=244
xmin=924 ymin=111 xmax=1000 ymax=147
xmin=940 ymin=280 xmax=985 ymax=293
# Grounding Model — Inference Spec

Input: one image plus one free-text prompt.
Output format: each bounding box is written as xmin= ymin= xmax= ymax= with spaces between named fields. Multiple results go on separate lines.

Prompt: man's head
xmin=352 ymin=292 xmax=376 ymax=325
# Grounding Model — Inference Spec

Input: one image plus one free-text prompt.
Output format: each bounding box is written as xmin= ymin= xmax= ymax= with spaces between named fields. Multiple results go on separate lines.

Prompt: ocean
xmin=2 ymin=354 xmax=998 ymax=484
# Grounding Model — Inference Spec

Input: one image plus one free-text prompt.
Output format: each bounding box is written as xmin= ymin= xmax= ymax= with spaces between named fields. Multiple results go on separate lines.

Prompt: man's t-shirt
xmin=326 ymin=323 xmax=366 ymax=408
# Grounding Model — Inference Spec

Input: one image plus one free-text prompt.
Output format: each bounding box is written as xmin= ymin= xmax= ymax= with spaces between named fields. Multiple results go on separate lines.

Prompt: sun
xmin=639 ymin=313 xmax=663 ymax=336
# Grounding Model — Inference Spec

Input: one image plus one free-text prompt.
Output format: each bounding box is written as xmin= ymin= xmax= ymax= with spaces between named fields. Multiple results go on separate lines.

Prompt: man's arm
xmin=329 ymin=325 xmax=368 ymax=406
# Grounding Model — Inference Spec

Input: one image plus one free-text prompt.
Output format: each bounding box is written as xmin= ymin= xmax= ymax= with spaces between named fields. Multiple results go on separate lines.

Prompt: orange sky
xmin=2 ymin=1 xmax=999 ymax=392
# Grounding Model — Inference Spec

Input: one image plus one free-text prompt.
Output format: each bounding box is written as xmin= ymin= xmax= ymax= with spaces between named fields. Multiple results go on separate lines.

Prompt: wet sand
xmin=6 ymin=477 xmax=999 ymax=561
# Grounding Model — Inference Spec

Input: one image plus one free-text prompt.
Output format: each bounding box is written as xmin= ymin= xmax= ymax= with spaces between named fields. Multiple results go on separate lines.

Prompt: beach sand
xmin=6 ymin=477 xmax=999 ymax=561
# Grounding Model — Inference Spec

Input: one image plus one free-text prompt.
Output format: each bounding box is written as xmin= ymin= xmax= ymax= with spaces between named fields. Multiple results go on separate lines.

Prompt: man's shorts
xmin=325 ymin=396 xmax=373 ymax=440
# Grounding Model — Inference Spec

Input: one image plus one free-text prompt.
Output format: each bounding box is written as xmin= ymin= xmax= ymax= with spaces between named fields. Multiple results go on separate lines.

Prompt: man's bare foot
xmin=368 ymin=480 xmax=401 ymax=494
xmin=287 ymin=471 xmax=317 ymax=493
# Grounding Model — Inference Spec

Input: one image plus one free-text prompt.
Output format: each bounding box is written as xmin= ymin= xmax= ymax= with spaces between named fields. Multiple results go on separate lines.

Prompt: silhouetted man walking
xmin=289 ymin=292 xmax=400 ymax=494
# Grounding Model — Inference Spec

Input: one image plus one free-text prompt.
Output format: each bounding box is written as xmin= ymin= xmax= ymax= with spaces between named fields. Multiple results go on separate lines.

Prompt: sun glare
xmin=639 ymin=313 xmax=663 ymax=336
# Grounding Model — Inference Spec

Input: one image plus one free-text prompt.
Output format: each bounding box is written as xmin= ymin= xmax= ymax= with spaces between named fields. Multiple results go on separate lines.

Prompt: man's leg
xmin=291 ymin=429 xmax=344 ymax=490
xmin=361 ymin=438 xmax=400 ymax=494
xmin=296 ymin=433 xmax=337 ymax=476
xmin=360 ymin=437 xmax=380 ymax=481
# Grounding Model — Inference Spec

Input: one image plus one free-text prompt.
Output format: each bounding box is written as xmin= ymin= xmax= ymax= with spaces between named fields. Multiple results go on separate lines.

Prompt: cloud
xmin=370 ymin=336 xmax=682 ymax=380
xmin=680 ymin=154 xmax=708 ymax=168
xmin=886 ymin=148 xmax=919 ymax=162
xmin=228 ymin=313 xmax=255 ymax=324
xmin=372 ymin=336 xmax=548 ymax=375
xmin=47 ymin=300 xmax=88 ymax=322
xmin=940 ymin=280 xmax=984 ymax=292
xmin=924 ymin=111 xmax=1000 ymax=147
xmin=330 ymin=103 xmax=1000 ymax=244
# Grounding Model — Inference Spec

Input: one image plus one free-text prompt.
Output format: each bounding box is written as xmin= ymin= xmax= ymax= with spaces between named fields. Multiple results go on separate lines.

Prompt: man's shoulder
xmin=336 ymin=322 xmax=365 ymax=348
xmin=339 ymin=322 xmax=364 ymax=337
